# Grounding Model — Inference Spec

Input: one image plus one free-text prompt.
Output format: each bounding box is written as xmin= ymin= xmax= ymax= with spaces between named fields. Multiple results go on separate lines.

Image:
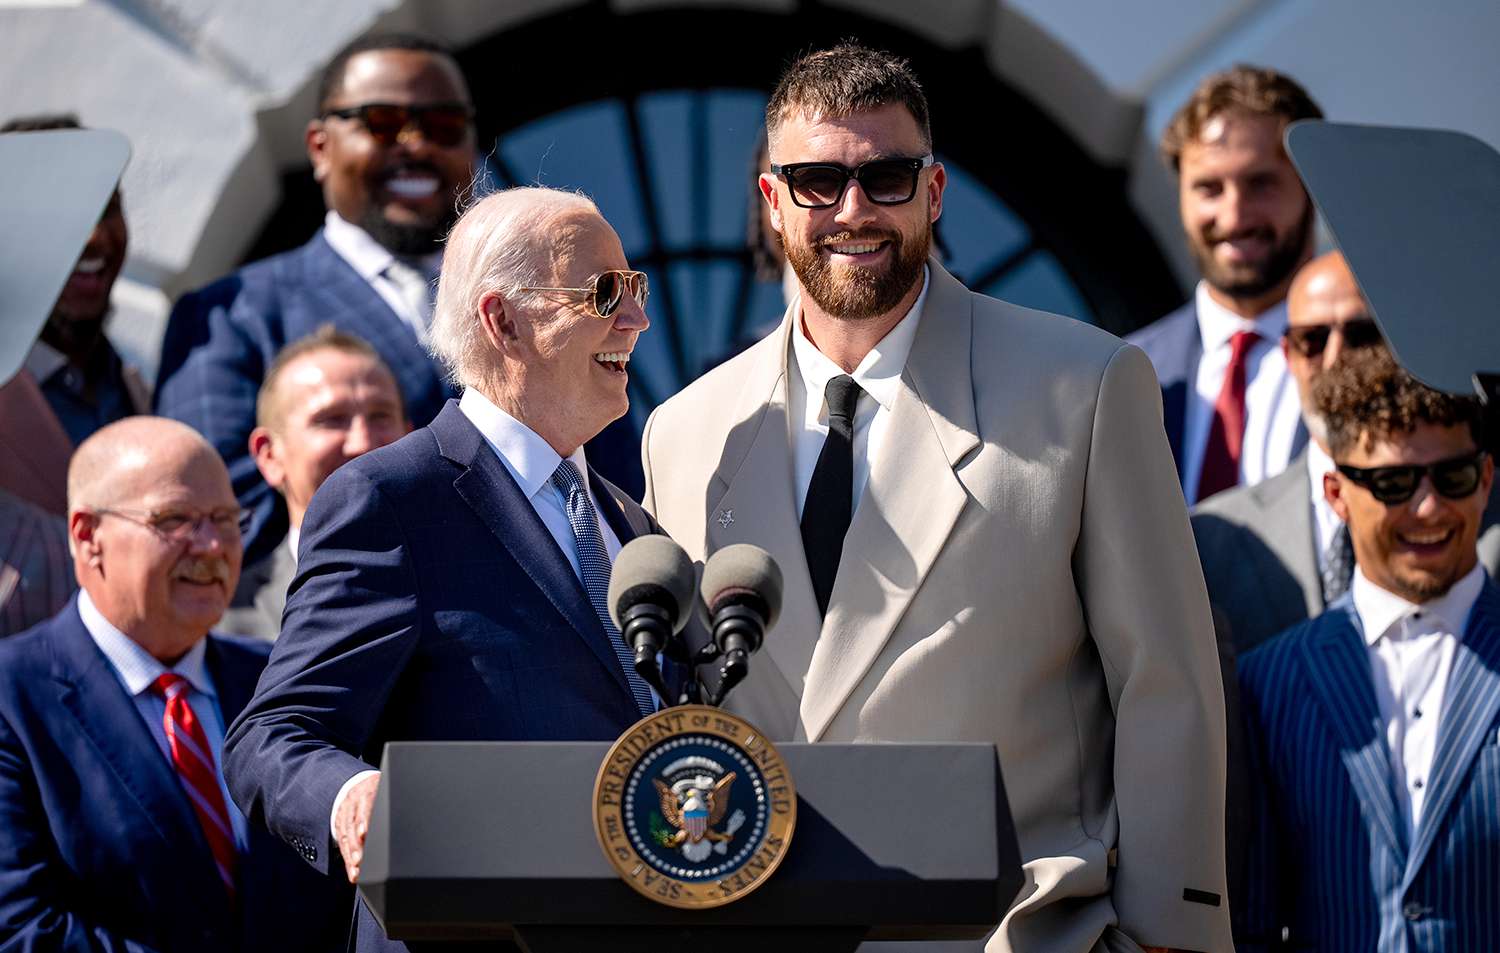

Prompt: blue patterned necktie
xmin=1321 ymin=522 xmax=1355 ymax=606
xmin=550 ymin=460 xmax=656 ymax=717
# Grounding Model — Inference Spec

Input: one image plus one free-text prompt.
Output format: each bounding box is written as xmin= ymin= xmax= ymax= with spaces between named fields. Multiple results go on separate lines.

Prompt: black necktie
xmin=801 ymin=375 xmax=862 ymax=617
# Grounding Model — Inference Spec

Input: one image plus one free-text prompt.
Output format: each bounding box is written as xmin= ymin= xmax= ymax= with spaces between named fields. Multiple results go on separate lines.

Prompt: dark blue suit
xmin=223 ymin=402 xmax=670 ymax=952
xmin=154 ymin=231 xmax=456 ymax=565
xmin=0 ymin=598 xmax=350 ymax=952
xmin=1238 ymin=579 xmax=1500 ymax=952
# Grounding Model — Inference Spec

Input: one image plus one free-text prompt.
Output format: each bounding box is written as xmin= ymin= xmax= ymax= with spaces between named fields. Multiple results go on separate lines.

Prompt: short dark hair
xmin=1314 ymin=346 xmax=1484 ymax=458
xmin=765 ymin=41 xmax=931 ymax=153
xmin=1160 ymin=65 xmax=1322 ymax=172
xmin=317 ymin=32 xmax=460 ymax=110
xmin=1 ymin=113 xmax=82 ymax=133
xmin=256 ymin=324 xmax=404 ymax=431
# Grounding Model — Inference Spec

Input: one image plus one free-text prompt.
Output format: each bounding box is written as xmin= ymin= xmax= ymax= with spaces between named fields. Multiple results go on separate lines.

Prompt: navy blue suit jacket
xmin=1238 ymin=579 xmax=1500 ymax=952
xmin=223 ymin=402 xmax=672 ymax=952
xmin=1125 ymin=301 xmax=1198 ymax=481
xmin=0 ymin=599 xmax=350 ymax=952
xmin=155 ymin=231 xmax=456 ymax=565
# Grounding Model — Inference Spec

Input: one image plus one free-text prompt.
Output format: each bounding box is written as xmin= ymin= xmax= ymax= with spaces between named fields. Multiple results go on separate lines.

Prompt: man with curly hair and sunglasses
xmin=156 ymin=33 xmax=475 ymax=570
xmin=1237 ymin=346 xmax=1500 ymax=951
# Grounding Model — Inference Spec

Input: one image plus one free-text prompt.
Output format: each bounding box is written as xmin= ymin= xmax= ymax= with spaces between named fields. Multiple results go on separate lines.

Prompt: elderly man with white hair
xmin=223 ymin=186 xmax=666 ymax=953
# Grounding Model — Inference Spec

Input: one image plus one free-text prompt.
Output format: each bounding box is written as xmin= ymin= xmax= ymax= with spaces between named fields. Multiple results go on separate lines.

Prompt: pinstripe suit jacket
xmin=155 ymin=231 xmax=456 ymax=565
xmin=1237 ymin=577 xmax=1500 ymax=953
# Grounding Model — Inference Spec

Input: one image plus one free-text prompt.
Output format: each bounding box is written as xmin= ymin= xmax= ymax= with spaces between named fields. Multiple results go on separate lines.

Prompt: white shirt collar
xmin=285 ymin=527 xmax=301 ymax=567
xmin=321 ymin=211 xmax=441 ymax=281
xmin=1353 ymin=562 xmax=1487 ymax=647
xmin=1194 ymin=280 xmax=1288 ymax=355
xmin=76 ymin=589 xmax=214 ymax=698
xmin=23 ymin=339 xmax=68 ymax=384
xmin=791 ymin=264 xmax=929 ymax=412
xmin=458 ymin=388 xmax=589 ymax=501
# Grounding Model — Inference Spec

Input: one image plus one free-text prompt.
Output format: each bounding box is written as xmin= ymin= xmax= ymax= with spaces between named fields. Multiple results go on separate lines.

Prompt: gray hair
xmin=428 ymin=186 xmax=599 ymax=389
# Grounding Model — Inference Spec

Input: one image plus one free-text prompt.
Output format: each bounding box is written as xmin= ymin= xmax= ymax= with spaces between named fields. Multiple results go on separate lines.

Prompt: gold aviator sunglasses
xmin=517 ymin=270 xmax=649 ymax=319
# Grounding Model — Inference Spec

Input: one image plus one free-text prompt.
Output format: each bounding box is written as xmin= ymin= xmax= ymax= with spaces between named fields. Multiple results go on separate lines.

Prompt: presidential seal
xmin=592 ymin=705 xmax=796 ymax=909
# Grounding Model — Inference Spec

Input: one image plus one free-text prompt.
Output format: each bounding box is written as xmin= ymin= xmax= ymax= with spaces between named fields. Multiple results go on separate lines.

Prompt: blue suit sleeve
xmin=0 ymin=711 xmax=164 ymax=952
xmin=154 ymin=285 xmax=286 ymax=565
xmin=222 ymin=461 xmax=420 ymax=876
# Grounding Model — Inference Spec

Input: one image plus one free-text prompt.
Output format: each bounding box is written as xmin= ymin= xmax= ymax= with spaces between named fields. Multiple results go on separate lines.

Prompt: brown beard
xmin=1189 ymin=198 xmax=1314 ymax=302
xmin=782 ymin=224 xmax=929 ymax=320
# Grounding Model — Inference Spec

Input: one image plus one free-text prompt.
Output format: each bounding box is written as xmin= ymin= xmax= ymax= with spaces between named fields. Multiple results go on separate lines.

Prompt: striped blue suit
xmin=1237 ymin=576 xmax=1500 ymax=952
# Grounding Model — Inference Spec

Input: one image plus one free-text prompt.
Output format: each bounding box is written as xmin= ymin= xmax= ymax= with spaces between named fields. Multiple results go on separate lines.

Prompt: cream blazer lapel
xmin=703 ymin=314 xmax=820 ymax=723
xmin=801 ymin=264 xmax=980 ymax=742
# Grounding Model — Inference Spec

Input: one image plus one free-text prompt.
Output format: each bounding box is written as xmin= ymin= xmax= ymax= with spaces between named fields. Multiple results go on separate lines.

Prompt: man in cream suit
xmin=642 ymin=43 xmax=1230 ymax=953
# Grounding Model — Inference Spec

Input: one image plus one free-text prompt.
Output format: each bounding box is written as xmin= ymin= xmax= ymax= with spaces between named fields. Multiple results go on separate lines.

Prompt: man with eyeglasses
xmin=156 ymin=32 xmax=475 ymax=569
xmin=642 ymin=42 xmax=1230 ymax=953
xmin=224 ymin=187 xmax=669 ymax=953
xmin=1237 ymin=346 xmax=1500 ymax=951
xmin=0 ymin=416 xmax=348 ymax=951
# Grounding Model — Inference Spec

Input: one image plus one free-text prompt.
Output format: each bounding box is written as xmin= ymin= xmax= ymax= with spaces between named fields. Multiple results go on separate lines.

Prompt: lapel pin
xmin=716 ymin=509 xmax=734 ymax=529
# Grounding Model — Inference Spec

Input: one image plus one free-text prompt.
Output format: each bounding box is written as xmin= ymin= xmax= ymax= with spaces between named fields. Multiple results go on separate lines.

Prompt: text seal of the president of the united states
xmin=592 ymin=705 xmax=796 ymax=909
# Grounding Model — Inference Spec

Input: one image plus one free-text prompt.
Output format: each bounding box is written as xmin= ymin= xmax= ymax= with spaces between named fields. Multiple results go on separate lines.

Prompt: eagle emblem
xmin=652 ymin=758 xmax=745 ymax=862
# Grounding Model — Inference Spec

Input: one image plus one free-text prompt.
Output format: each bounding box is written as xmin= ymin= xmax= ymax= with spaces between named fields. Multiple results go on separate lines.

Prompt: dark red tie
xmin=151 ymin=673 xmax=237 ymax=899
xmin=1196 ymin=330 xmax=1260 ymax=502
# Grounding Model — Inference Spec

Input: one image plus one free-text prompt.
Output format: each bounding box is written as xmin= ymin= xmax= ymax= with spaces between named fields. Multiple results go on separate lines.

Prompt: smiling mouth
xmin=594 ymin=351 xmax=631 ymax=374
xmin=1397 ymin=527 xmax=1457 ymax=553
xmin=382 ymin=173 xmax=441 ymax=200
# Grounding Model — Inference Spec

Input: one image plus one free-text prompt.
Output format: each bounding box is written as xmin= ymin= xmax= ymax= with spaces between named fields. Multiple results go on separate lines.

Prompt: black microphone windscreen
xmin=700 ymin=544 xmax=783 ymax=630
xmin=608 ymin=535 xmax=697 ymax=633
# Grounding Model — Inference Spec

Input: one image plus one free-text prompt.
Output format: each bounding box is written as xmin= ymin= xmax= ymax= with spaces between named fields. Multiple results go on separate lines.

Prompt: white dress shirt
xmin=1182 ymin=283 xmax=1303 ymax=500
xmin=789 ymin=266 xmax=929 ymax=520
xmin=1306 ymin=440 xmax=1345 ymax=573
xmin=1353 ymin=563 xmax=1485 ymax=841
xmin=331 ymin=388 xmax=625 ymax=833
xmin=320 ymin=211 xmax=441 ymax=341
xmin=77 ymin=589 xmax=249 ymax=849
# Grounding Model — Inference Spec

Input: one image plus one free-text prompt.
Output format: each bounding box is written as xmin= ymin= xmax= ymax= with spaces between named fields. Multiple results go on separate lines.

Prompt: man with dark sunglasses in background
xmin=1237 ymin=346 xmax=1500 ymax=951
xmin=1194 ymin=251 xmax=1500 ymax=655
xmin=155 ymin=33 xmax=474 ymax=567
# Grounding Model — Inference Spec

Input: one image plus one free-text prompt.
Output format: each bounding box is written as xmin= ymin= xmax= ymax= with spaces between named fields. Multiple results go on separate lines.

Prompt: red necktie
xmin=151 ymin=673 xmax=238 ymax=899
xmin=1196 ymin=330 xmax=1260 ymax=502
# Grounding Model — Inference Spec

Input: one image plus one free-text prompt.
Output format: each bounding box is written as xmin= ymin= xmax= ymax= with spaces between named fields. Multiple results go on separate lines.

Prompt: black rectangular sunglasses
xmin=770 ymin=155 xmax=934 ymax=209
xmin=322 ymin=102 xmax=473 ymax=148
xmin=1337 ymin=450 xmax=1488 ymax=504
xmin=1284 ymin=318 xmax=1383 ymax=357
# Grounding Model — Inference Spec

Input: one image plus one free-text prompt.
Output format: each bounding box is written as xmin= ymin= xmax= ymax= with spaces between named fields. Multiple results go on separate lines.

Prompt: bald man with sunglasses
xmin=1236 ymin=346 xmax=1500 ymax=951
xmin=223 ymin=187 xmax=675 ymax=953
xmin=1191 ymin=252 xmax=1498 ymax=655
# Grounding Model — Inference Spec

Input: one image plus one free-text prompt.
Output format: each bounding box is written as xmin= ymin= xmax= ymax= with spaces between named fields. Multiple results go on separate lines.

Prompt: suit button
xmin=1404 ymin=901 xmax=1428 ymax=920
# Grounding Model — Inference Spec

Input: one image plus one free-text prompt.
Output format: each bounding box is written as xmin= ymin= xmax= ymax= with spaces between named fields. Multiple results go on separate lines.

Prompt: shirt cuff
xmin=330 ymin=769 xmax=381 ymax=839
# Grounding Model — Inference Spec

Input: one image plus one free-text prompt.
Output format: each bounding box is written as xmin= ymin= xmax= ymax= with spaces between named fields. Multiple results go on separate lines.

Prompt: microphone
xmin=608 ymin=536 xmax=696 ymax=705
xmin=699 ymin=544 xmax=782 ymax=705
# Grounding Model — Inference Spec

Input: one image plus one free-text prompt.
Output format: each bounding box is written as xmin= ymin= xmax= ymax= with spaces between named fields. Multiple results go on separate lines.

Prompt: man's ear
xmin=758 ymin=173 xmax=784 ymax=235
xmin=306 ymin=119 xmax=330 ymax=183
xmin=69 ymin=510 xmax=100 ymax=566
xmin=927 ymin=161 xmax=946 ymax=225
xmin=1324 ymin=470 xmax=1350 ymax=523
xmin=250 ymin=427 xmax=286 ymax=491
xmin=478 ymin=293 xmax=518 ymax=352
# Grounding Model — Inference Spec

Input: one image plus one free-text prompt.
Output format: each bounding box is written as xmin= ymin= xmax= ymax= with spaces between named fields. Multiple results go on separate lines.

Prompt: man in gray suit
xmin=1193 ymin=251 xmax=1499 ymax=654
xmin=219 ymin=327 xmax=408 ymax=639
xmin=1126 ymin=67 xmax=1322 ymax=503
